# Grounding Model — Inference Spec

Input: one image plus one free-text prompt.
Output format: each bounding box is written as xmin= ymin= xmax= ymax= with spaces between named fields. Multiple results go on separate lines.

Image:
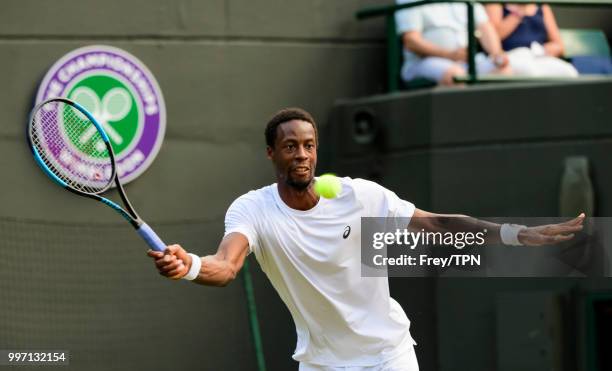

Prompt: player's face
xmin=267 ymin=120 xmax=317 ymax=190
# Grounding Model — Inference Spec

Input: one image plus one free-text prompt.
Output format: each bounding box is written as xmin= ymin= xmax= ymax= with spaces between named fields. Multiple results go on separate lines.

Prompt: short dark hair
xmin=265 ymin=107 xmax=318 ymax=148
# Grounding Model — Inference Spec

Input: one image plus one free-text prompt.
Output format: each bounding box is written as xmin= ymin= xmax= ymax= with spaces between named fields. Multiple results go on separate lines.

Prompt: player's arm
xmin=147 ymin=232 xmax=250 ymax=287
xmin=410 ymin=208 xmax=585 ymax=246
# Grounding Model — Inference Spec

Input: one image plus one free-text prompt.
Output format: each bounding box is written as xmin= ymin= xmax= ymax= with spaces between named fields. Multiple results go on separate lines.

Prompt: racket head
xmin=27 ymin=97 xmax=118 ymax=195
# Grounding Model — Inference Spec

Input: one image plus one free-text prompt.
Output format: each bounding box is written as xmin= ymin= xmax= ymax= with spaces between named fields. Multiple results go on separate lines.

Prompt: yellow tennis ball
xmin=314 ymin=174 xmax=342 ymax=199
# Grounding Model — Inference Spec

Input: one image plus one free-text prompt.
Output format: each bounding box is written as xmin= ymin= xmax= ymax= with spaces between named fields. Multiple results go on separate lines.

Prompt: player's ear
xmin=266 ymin=146 xmax=274 ymax=160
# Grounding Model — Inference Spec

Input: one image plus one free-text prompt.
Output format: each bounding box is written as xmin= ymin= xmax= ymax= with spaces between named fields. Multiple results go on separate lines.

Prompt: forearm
xmin=478 ymin=22 xmax=504 ymax=56
xmin=494 ymin=15 xmax=523 ymax=40
xmin=542 ymin=5 xmax=564 ymax=58
xmin=418 ymin=214 xmax=503 ymax=245
xmin=192 ymin=254 xmax=241 ymax=287
xmin=403 ymin=32 xmax=452 ymax=59
xmin=188 ymin=232 xmax=249 ymax=286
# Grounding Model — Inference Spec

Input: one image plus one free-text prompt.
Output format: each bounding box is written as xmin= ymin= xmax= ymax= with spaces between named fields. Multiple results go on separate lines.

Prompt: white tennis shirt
xmin=224 ymin=177 xmax=416 ymax=366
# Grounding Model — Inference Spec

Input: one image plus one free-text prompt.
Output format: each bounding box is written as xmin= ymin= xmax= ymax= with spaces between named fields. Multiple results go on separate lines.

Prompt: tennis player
xmin=147 ymin=108 xmax=584 ymax=370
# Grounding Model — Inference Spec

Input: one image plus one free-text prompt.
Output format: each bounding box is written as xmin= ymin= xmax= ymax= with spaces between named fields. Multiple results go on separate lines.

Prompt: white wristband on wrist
xmin=500 ymin=223 xmax=526 ymax=246
xmin=182 ymin=253 xmax=202 ymax=281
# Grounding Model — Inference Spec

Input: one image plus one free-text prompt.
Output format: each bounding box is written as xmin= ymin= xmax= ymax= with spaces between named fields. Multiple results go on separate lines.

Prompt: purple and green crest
xmin=35 ymin=45 xmax=166 ymax=185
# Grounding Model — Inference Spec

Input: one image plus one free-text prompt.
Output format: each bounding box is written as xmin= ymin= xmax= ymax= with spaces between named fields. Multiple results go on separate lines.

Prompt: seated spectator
xmin=486 ymin=3 xmax=578 ymax=77
xmin=395 ymin=0 xmax=511 ymax=86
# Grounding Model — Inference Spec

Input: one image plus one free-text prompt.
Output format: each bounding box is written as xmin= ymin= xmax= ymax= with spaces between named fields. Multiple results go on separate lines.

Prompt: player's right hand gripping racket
xmin=27 ymin=97 xmax=167 ymax=252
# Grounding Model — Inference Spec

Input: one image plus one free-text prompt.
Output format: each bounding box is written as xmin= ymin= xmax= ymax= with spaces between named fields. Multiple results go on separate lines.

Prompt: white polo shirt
xmin=224 ymin=177 xmax=416 ymax=366
xmin=395 ymin=0 xmax=489 ymax=69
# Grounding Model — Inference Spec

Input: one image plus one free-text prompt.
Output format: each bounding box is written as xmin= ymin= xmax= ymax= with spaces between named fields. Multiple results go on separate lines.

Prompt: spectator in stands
xmin=486 ymin=3 xmax=578 ymax=77
xmin=395 ymin=0 xmax=511 ymax=86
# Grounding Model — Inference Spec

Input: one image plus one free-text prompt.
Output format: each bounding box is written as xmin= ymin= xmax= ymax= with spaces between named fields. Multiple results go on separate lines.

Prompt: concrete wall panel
xmin=0 ymin=0 xmax=387 ymax=40
xmin=0 ymin=0 xmax=227 ymax=37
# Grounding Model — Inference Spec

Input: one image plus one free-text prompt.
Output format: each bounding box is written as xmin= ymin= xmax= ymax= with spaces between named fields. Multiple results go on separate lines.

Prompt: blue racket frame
xmin=27 ymin=97 xmax=167 ymax=252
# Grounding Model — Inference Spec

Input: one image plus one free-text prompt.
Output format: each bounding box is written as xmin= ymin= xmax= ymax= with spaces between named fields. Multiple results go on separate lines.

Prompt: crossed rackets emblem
xmin=69 ymin=87 xmax=132 ymax=152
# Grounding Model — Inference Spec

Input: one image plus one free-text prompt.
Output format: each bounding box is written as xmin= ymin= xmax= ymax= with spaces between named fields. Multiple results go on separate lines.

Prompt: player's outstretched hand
xmin=518 ymin=213 xmax=585 ymax=246
xmin=147 ymin=244 xmax=191 ymax=280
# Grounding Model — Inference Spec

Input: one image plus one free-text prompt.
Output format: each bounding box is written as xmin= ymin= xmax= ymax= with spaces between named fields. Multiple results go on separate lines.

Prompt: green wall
xmin=0 ymin=1 xmax=389 ymax=370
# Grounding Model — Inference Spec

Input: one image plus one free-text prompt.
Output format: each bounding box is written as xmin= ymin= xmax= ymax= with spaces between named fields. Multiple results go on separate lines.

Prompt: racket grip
xmin=137 ymin=222 xmax=167 ymax=252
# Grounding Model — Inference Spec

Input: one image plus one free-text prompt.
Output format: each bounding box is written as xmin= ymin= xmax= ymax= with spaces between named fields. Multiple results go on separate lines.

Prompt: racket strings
xmin=30 ymin=101 xmax=113 ymax=194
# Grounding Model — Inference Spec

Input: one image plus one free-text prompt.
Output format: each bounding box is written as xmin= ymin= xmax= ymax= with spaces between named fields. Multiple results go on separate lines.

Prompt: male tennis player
xmin=147 ymin=108 xmax=584 ymax=370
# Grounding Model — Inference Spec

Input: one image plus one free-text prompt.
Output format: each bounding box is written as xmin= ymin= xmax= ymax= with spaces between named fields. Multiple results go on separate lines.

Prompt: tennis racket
xmin=27 ymin=97 xmax=167 ymax=252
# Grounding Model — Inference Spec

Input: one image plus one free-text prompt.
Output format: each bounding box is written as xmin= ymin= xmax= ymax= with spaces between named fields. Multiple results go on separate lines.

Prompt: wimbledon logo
xmin=35 ymin=45 xmax=166 ymax=185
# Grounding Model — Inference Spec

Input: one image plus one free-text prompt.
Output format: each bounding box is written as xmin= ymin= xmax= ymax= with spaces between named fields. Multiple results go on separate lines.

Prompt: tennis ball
xmin=314 ymin=174 xmax=342 ymax=199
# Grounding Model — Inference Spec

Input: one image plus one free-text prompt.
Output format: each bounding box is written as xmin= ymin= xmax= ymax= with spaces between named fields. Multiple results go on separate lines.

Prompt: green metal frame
xmin=386 ymin=15 xmax=401 ymax=92
xmin=467 ymin=2 xmax=477 ymax=83
xmin=242 ymin=258 xmax=267 ymax=371
xmin=356 ymin=0 xmax=612 ymax=92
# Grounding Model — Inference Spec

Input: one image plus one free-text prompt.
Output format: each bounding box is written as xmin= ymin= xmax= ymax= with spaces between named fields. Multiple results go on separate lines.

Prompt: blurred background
xmin=1 ymin=1 xmax=611 ymax=370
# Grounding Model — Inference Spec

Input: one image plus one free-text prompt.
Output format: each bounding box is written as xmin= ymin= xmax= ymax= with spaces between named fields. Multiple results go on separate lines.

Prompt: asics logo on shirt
xmin=343 ymin=226 xmax=351 ymax=239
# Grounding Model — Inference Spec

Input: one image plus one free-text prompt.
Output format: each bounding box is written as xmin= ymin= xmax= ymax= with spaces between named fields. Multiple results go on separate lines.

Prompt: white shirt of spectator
xmin=224 ymin=177 xmax=417 ymax=366
xmin=395 ymin=0 xmax=489 ymax=70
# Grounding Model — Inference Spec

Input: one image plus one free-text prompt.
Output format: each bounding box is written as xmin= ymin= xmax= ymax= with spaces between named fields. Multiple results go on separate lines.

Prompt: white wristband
xmin=182 ymin=253 xmax=202 ymax=281
xmin=500 ymin=224 xmax=526 ymax=246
